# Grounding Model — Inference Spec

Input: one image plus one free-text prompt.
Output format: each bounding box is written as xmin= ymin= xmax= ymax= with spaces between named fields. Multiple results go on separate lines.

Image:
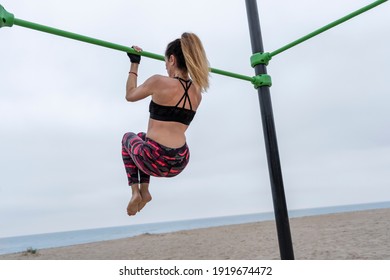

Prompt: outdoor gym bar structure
xmin=1 ymin=0 xmax=387 ymax=260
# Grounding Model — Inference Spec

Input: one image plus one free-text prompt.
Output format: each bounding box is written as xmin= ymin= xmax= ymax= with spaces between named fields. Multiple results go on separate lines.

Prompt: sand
xmin=1 ymin=208 xmax=389 ymax=260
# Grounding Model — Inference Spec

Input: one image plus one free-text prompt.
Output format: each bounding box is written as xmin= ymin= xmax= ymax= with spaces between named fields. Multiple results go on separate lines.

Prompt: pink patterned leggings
xmin=121 ymin=132 xmax=190 ymax=186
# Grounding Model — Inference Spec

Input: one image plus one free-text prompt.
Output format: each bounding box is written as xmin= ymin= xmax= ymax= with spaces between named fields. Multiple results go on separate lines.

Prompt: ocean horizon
xmin=1 ymin=201 xmax=389 ymax=255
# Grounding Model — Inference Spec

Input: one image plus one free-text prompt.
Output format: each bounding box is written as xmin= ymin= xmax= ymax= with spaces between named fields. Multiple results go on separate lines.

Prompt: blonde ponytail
xmin=180 ymin=33 xmax=210 ymax=92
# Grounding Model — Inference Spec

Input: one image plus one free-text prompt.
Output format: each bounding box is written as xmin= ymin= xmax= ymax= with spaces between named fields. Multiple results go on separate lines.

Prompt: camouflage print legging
xmin=121 ymin=132 xmax=190 ymax=186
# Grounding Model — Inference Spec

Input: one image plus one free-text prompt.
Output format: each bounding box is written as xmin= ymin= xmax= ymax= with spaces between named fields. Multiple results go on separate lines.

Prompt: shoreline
xmin=1 ymin=208 xmax=389 ymax=260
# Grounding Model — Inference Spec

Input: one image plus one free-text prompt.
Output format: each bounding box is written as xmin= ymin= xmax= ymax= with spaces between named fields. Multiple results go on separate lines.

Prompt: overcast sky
xmin=0 ymin=0 xmax=389 ymax=238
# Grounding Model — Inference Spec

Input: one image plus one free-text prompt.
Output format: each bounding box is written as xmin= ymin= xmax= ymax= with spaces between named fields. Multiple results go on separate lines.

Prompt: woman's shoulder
xmin=142 ymin=75 xmax=171 ymax=91
xmin=145 ymin=75 xmax=179 ymax=92
xmin=146 ymin=74 xmax=170 ymax=84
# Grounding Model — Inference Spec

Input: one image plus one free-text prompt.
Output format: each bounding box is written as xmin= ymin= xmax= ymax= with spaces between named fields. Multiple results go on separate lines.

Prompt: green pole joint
xmin=252 ymin=74 xmax=272 ymax=89
xmin=251 ymin=52 xmax=272 ymax=67
xmin=0 ymin=4 xmax=14 ymax=28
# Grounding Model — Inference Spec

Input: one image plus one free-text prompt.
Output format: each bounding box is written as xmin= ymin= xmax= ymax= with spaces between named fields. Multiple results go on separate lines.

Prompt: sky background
xmin=0 ymin=0 xmax=389 ymax=238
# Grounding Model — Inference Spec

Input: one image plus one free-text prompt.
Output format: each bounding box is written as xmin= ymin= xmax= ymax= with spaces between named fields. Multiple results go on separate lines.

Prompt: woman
xmin=122 ymin=32 xmax=209 ymax=216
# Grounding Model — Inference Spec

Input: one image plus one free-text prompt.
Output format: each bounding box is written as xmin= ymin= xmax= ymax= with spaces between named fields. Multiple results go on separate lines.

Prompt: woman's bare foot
xmin=127 ymin=185 xmax=142 ymax=216
xmin=138 ymin=183 xmax=152 ymax=212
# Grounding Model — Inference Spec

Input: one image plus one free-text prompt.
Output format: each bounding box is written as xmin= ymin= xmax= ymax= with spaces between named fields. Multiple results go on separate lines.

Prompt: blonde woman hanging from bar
xmin=121 ymin=33 xmax=210 ymax=216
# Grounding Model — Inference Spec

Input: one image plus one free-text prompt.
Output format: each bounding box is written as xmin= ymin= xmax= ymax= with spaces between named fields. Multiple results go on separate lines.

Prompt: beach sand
xmin=1 ymin=208 xmax=389 ymax=260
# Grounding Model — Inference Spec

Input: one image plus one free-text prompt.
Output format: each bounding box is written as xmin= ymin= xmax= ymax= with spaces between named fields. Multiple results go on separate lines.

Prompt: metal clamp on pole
xmin=252 ymin=74 xmax=272 ymax=89
xmin=0 ymin=4 xmax=14 ymax=28
xmin=251 ymin=52 xmax=272 ymax=67
xmin=250 ymin=53 xmax=272 ymax=89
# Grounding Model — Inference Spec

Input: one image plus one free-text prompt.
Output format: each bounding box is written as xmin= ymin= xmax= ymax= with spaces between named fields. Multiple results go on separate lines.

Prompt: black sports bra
xmin=149 ymin=77 xmax=196 ymax=126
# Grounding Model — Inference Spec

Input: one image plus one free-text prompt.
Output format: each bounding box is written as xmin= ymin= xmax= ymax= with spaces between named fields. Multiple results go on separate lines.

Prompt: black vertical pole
xmin=245 ymin=0 xmax=294 ymax=260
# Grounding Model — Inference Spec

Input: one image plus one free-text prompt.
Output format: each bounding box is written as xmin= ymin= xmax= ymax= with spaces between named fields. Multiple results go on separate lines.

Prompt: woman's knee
xmin=137 ymin=132 xmax=146 ymax=140
xmin=122 ymin=132 xmax=137 ymax=145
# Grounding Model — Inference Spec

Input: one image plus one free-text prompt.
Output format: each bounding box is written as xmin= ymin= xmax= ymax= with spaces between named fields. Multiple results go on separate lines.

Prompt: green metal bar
xmin=5 ymin=15 xmax=254 ymax=83
xmin=13 ymin=18 xmax=166 ymax=61
xmin=270 ymin=0 xmax=388 ymax=58
xmin=209 ymin=67 xmax=254 ymax=82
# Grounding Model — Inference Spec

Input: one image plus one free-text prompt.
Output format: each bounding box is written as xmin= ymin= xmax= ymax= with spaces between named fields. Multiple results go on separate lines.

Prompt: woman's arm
xmin=126 ymin=46 xmax=153 ymax=102
xmin=126 ymin=63 xmax=142 ymax=101
xmin=126 ymin=72 xmax=161 ymax=102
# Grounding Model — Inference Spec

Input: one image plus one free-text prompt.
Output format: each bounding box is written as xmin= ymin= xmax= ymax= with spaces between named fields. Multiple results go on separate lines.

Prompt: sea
xmin=1 ymin=201 xmax=389 ymax=255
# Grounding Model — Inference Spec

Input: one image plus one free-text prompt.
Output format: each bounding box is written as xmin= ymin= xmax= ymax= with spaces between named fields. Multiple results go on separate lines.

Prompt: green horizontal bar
xmin=10 ymin=17 xmax=254 ymax=83
xmin=270 ymin=0 xmax=388 ymax=58
xmin=13 ymin=18 xmax=165 ymax=61
xmin=209 ymin=67 xmax=254 ymax=82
